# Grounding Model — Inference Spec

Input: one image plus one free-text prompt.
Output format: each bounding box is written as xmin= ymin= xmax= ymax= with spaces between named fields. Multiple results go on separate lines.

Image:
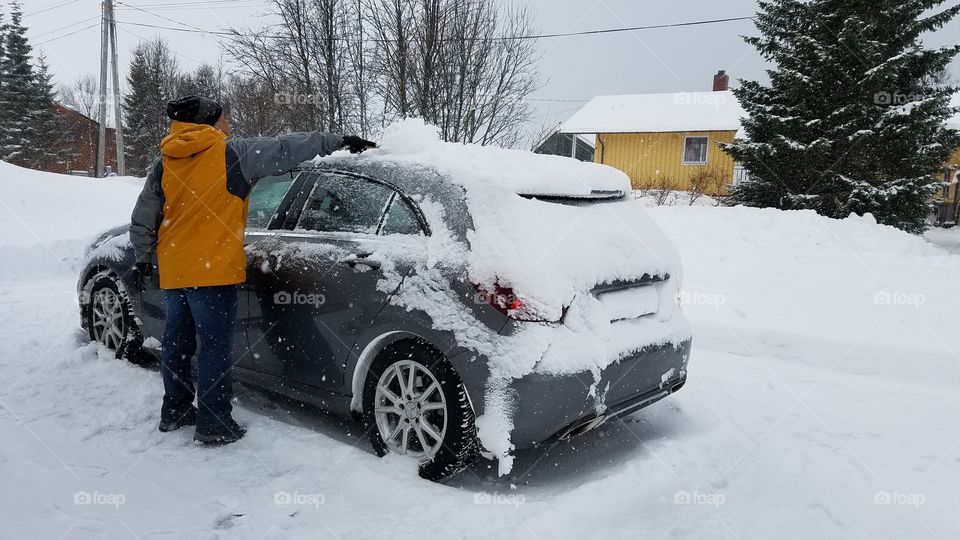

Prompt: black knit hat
xmin=166 ymin=95 xmax=223 ymax=126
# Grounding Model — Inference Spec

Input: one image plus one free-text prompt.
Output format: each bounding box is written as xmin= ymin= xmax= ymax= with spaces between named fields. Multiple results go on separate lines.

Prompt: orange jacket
xmin=156 ymin=122 xmax=244 ymax=289
xmin=130 ymin=122 xmax=344 ymax=289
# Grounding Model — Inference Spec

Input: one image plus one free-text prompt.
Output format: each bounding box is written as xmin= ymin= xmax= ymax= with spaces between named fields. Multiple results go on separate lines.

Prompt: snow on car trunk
xmin=323 ymin=119 xmax=693 ymax=474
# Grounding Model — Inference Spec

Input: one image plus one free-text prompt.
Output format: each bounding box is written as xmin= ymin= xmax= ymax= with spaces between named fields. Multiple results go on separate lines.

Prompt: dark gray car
xmin=78 ymin=159 xmax=691 ymax=481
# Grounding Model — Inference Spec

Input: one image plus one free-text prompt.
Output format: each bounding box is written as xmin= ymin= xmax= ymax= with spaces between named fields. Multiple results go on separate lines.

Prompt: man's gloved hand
xmin=133 ymin=262 xmax=153 ymax=291
xmin=342 ymin=135 xmax=377 ymax=154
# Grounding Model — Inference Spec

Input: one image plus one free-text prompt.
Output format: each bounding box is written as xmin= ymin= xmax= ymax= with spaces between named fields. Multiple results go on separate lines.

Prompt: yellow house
xmin=936 ymin=97 xmax=960 ymax=225
xmin=561 ymin=87 xmax=745 ymax=195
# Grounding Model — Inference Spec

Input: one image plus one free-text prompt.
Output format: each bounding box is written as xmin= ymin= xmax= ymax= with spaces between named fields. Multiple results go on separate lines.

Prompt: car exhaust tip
xmin=559 ymin=415 xmax=606 ymax=440
xmin=671 ymin=380 xmax=686 ymax=393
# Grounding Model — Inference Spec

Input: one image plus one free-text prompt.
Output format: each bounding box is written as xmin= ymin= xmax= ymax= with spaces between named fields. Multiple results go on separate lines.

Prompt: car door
xmin=245 ymin=171 xmax=425 ymax=394
xmin=136 ymin=172 xmax=298 ymax=369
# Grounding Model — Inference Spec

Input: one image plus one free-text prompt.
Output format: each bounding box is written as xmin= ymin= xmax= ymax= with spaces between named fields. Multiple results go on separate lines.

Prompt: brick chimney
xmin=713 ymin=70 xmax=729 ymax=92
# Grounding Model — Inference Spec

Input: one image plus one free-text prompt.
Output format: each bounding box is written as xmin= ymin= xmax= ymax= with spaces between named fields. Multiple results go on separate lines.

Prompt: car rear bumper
xmin=508 ymin=338 xmax=692 ymax=449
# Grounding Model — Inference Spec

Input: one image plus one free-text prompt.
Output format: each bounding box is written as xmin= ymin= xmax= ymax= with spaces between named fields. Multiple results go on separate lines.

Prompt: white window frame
xmin=682 ymin=136 xmax=710 ymax=165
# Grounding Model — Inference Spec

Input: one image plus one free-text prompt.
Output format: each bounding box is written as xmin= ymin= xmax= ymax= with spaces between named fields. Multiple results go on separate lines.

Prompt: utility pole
xmin=107 ymin=0 xmax=125 ymax=176
xmin=96 ymin=1 xmax=108 ymax=177
xmin=96 ymin=0 xmax=125 ymax=177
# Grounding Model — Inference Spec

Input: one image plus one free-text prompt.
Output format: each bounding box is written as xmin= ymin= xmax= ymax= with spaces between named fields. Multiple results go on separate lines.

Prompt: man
xmin=130 ymin=95 xmax=375 ymax=445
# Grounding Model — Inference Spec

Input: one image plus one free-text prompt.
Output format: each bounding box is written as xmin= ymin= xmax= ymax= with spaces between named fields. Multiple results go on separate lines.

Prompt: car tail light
xmin=474 ymin=282 xmax=553 ymax=322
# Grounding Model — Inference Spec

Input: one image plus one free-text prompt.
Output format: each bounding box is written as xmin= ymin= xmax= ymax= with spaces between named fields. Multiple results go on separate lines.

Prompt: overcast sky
xmin=24 ymin=0 xmax=960 ymax=141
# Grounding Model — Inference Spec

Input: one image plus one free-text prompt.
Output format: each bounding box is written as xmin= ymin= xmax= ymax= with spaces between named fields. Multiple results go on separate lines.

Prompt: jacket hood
xmin=160 ymin=121 xmax=226 ymax=159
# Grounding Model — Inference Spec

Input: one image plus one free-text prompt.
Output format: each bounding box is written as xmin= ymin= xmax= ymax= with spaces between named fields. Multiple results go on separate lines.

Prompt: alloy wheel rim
xmin=374 ymin=360 xmax=448 ymax=460
xmin=92 ymin=287 xmax=125 ymax=350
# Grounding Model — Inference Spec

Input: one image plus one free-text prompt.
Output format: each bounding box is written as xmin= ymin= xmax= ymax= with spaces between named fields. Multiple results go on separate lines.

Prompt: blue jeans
xmin=161 ymin=285 xmax=238 ymax=428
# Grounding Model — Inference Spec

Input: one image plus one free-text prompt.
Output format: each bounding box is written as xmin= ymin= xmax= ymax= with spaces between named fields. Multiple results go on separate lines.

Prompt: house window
xmin=683 ymin=136 xmax=709 ymax=164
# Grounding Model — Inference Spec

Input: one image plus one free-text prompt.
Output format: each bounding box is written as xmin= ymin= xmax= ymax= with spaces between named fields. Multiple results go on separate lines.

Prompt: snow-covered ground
xmin=925 ymin=225 xmax=960 ymax=254
xmin=2 ymin=160 xmax=959 ymax=539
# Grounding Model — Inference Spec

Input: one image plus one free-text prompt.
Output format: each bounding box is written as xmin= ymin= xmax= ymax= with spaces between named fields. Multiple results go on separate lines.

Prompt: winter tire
xmin=363 ymin=339 xmax=478 ymax=481
xmin=86 ymin=274 xmax=146 ymax=364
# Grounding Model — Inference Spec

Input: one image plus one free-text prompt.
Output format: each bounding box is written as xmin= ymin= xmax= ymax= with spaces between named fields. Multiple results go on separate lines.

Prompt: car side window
xmin=296 ymin=176 xmax=393 ymax=234
xmin=380 ymin=197 xmax=423 ymax=235
xmin=247 ymin=173 xmax=295 ymax=229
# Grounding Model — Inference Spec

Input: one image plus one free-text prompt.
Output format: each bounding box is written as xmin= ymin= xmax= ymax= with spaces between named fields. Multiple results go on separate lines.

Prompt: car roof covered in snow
xmin=311 ymin=120 xmax=631 ymax=199
xmin=560 ymin=90 xmax=745 ymax=134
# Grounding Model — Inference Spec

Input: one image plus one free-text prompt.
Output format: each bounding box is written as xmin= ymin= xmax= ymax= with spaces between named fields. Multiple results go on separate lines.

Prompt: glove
xmin=133 ymin=262 xmax=153 ymax=291
xmin=342 ymin=135 xmax=377 ymax=154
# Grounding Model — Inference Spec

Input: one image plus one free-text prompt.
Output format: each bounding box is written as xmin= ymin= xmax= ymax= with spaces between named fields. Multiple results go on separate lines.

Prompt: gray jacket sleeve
xmin=225 ymin=131 xmax=344 ymax=197
xmin=129 ymin=158 xmax=164 ymax=264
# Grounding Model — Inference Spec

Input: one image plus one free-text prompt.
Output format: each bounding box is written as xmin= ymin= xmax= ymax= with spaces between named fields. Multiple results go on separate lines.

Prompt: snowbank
xmin=650 ymin=204 xmax=960 ymax=386
xmin=0 ymin=161 xmax=142 ymax=277
xmin=925 ymin=225 xmax=960 ymax=254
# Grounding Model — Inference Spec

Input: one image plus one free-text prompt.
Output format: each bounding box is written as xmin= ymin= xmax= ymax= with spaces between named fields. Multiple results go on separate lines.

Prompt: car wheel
xmin=363 ymin=339 xmax=478 ymax=481
xmin=86 ymin=274 xmax=145 ymax=363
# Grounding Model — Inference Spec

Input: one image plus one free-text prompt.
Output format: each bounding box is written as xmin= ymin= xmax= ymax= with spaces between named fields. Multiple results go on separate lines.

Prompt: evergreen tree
xmin=724 ymin=0 xmax=960 ymax=233
xmin=122 ymin=38 xmax=180 ymax=175
xmin=122 ymin=44 xmax=153 ymax=175
xmin=0 ymin=1 xmax=37 ymax=166
xmin=30 ymin=55 xmax=71 ymax=171
xmin=0 ymin=10 xmax=6 ymax=149
xmin=177 ymin=63 xmax=223 ymax=101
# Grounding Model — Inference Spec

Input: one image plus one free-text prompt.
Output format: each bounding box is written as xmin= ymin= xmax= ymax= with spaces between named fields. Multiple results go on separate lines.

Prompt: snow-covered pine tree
xmin=177 ymin=64 xmax=223 ymax=102
xmin=122 ymin=45 xmax=153 ymax=176
xmin=723 ymin=0 xmax=960 ymax=233
xmin=0 ymin=10 xmax=6 ymax=156
xmin=122 ymin=38 xmax=179 ymax=175
xmin=0 ymin=1 xmax=37 ymax=166
xmin=30 ymin=55 xmax=72 ymax=171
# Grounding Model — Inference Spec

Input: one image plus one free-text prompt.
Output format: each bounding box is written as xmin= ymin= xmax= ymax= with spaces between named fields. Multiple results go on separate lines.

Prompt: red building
xmin=52 ymin=103 xmax=119 ymax=176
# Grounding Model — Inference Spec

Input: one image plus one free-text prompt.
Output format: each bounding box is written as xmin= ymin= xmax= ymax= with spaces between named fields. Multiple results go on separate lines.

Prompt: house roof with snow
xmin=560 ymin=90 xmax=745 ymax=135
xmin=947 ymin=92 xmax=960 ymax=131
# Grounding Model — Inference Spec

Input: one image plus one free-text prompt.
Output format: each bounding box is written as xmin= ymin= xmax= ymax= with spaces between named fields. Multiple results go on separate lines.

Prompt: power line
xmin=117 ymin=24 xmax=206 ymax=65
xmin=115 ymin=14 xmax=756 ymax=43
xmin=117 ymin=20 xmax=234 ymax=36
xmin=35 ymin=22 xmax=100 ymax=46
xmin=121 ymin=0 xmax=266 ymax=7
xmin=32 ymin=16 xmax=100 ymax=39
xmin=114 ymin=0 xmax=224 ymax=35
xmin=510 ymin=16 xmax=755 ymax=41
xmin=116 ymin=1 xmax=266 ymax=12
xmin=24 ymin=0 xmax=81 ymax=17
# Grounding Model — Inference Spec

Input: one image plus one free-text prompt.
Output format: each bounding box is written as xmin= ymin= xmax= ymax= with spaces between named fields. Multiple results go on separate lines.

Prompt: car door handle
xmin=340 ymin=254 xmax=381 ymax=269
